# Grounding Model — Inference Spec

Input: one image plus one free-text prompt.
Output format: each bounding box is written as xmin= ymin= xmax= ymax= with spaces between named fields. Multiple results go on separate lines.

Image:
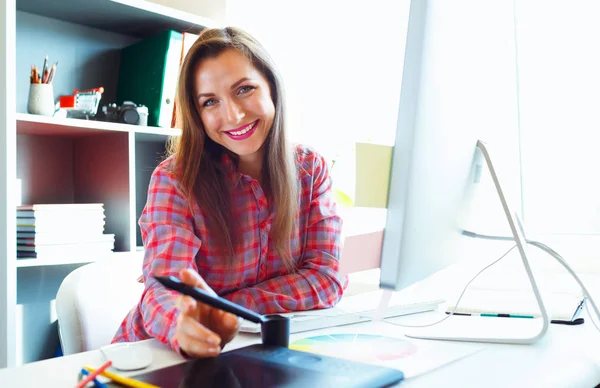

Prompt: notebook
xmin=240 ymin=290 xmax=444 ymax=334
xmin=445 ymin=289 xmax=585 ymax=322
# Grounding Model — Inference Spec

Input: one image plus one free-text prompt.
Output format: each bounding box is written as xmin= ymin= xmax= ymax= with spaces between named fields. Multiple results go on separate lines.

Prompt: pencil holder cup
xmin=27 ymin=84 xmax=55 ymax=116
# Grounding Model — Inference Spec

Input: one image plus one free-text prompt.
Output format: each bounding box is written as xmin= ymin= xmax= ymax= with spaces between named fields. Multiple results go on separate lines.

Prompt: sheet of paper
xmin=289 ymin=320 xmax=484 ymax=379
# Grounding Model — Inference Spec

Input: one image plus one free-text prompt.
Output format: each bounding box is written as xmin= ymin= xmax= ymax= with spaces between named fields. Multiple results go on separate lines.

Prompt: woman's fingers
xmin=210 ymin=308 xmax=240 ymax=347
xmin=180 ymin=295 xmax=239 ymax=349
xmin=177 ymin=295 xmax=201 ymax=321
xmin=176 ymin=300 xmax=222 ymax=357
xmin=178 ymin=268 xmax=218 ymax=324
xmin=177 ymin=329 xmax=221 ymax=357
xmin=175 ymin=269 xmax=241 ymax=350
xmin=178 ymin=315 xmax=221 ymax=348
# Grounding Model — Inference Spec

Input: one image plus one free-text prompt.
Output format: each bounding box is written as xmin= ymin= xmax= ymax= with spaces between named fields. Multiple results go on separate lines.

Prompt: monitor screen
xmin=379 ymin=0 xmax=521 ymax=291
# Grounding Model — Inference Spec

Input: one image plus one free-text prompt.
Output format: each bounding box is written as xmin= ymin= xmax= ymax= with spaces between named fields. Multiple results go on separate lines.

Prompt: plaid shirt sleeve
xmin=137 ymin=165 xmax=202 ymax=352
xmin=224 ymin=152 xmax=347 ymax=314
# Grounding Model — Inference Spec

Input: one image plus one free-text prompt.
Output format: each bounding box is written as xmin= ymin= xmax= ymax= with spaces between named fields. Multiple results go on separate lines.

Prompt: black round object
xmin=261 ymin=315 xmax=290 ymax=347
xmin=121 ymin=108 xmax=140 ymax=124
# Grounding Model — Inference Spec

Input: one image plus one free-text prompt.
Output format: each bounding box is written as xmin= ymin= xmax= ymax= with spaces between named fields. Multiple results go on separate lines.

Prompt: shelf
xmin=135 ymin=126 xmax=182 ymax=139
xmin=15 ymin=250 xmax=143 ymax=268
xmin=17 ymin=114 xmax=129 ymax=136
xmin=16 ymin=254 xmax=109 ymax=268
xmin=16 ymin=113 xmax=181 ymax=137
xmin=6 ymin=0 xmax=206 ymax=369
xmin=16 ymin=0 xmax=218 ymax=38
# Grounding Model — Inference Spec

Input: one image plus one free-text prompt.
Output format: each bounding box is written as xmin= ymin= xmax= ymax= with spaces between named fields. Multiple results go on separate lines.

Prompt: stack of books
xmin=16 ymin=203 xmax=115 ymax=261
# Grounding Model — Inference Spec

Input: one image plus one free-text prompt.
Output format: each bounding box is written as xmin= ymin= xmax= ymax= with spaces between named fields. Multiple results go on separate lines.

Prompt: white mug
xmin=27 ymin=84 xmax=55 ymax=116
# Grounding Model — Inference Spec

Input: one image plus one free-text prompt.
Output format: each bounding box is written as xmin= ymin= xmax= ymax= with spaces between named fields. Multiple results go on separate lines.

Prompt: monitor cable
xmin=464 ymin=230 xmax=600 ymax=333
xmin=383 ymin=243 xmax=518 ymax=328
xmin=383 ymin=232 xmax=600 ymax=334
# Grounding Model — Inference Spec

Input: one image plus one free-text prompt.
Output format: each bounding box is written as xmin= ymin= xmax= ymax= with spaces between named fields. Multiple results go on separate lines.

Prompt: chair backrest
xmin=55 ymin=254 xmax=144 ymax=355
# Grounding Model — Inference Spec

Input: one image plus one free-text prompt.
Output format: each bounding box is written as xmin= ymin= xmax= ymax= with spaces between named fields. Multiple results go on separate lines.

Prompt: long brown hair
xmin=168 ymin=27 xmax=299 ymax=272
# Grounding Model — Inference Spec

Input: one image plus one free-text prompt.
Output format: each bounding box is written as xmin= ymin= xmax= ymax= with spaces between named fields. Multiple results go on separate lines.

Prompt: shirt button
xmin=260 ymin=221 xmax=266 ymax=229
xmin=260 ymin=263 xmax=266 ymax=270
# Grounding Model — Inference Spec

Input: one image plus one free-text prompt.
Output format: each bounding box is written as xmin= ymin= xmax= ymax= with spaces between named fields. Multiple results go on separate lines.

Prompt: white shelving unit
xmin=15 ymin=249 xmax=145 ymax=268
xmin=0 ymin=0 xmax=220 ymax=368
xmin=17 ymin=113 xmax=181 ymax=137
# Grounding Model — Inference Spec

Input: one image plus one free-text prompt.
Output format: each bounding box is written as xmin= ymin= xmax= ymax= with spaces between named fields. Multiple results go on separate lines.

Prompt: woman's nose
xmin=225 ymin=100 xmax=245 ymax=123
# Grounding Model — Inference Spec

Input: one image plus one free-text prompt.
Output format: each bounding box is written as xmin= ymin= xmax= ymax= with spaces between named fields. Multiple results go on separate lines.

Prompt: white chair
xmin=55 ymin=254 xmax=145 ymax=355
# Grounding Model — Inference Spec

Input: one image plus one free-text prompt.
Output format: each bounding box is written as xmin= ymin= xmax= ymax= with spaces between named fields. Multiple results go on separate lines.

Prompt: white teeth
xmin=229 ymin=122 xmax=255 ymax=136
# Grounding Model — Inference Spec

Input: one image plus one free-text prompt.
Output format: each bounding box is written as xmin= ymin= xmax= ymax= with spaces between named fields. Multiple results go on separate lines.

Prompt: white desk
xmin=2 ymin=263 xmax=600 ymax=387
xmin=1 ymin=310 xmax=599 ymax=388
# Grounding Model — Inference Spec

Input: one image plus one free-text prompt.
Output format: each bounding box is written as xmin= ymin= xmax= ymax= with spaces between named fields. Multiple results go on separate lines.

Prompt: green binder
xmin=116 ymin=30 xmax=183 ymax=127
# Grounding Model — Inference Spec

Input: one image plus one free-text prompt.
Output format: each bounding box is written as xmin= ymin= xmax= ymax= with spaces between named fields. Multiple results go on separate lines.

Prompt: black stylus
xmin=154 ymin=275 xmax=265 ymax=324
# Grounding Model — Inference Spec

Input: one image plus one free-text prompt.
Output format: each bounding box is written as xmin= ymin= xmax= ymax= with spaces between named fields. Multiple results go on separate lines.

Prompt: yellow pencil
xmin=83 ymin=366 xmax=160 ymax=388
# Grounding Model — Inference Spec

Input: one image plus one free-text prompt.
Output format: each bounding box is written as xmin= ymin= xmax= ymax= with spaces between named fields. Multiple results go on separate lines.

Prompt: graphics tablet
xmin=121 ymin=344 xmax=404 ymax=388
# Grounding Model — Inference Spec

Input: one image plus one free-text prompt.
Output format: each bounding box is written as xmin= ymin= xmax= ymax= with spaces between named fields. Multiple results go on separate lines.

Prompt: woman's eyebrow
xmin=197 ymin=91 xmax=215 ymax=99
xmin=230 ymin=77 xmax=252 ymax=90
xmin=197 ymin=78 xmax=253 ymax=99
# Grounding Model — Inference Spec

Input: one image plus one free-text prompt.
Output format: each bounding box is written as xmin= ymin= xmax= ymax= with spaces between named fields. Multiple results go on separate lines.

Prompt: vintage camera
xmin=102 ymin=101 xmax=149 ymax=126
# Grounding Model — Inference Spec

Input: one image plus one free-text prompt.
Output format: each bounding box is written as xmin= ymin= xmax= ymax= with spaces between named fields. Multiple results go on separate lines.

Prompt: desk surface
xmin=1 ymin=311 xmax=599 ymax=388
xmin=2 ymin=266 xmax=600 ymax=387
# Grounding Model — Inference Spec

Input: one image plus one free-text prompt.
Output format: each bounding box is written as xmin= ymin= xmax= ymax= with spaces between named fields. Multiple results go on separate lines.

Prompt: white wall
xmin=226 ymin=0 xmax=411 ymax=160
xmin=411 ymin=0 xmax=522 ymax=237
xmin=226 ymin=1 xmax=522 ymax=232
xmin=158 ymin=0 xmax=600 ymax=239
xmin=146 ymin=0 xmax=227 ymax=24
xmin=516 ymin=0 xmax=600 ymax=235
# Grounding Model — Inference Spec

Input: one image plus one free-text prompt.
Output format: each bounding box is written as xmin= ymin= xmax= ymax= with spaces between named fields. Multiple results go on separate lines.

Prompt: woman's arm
xmin=224 ymin=153 xmax=347 ymax=314
xmin=138 ymin=165 xmax=202 ymax=350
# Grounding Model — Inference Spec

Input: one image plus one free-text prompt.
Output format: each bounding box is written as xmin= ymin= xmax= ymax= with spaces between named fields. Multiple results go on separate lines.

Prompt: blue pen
xmin=570 ymin=297 xmax=586 ymax=321
xmin=80 ymin=368 xmax=108 ymax=388
xmin=479 ymin=313 xmax=535 ymax=319
xmin=445 ymin=311 xmax=534 ymax=319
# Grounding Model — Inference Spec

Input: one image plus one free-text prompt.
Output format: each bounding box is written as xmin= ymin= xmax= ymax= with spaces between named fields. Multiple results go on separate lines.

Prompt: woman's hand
xmin=174 ymin=268 xmax=240 ymax=357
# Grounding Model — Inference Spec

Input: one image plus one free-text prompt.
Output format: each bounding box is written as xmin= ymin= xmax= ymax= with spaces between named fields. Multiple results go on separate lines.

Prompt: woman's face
xmin=194 ymin=48 xmax=275 ymax=160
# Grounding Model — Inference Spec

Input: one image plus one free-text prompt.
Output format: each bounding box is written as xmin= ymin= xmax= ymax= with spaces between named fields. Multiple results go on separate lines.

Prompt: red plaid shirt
xmin=112 ymin=145 xmax=346 ymax=351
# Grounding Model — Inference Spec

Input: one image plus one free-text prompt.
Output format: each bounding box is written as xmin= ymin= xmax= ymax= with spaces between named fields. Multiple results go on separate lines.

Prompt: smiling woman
xmin=194 ymin=49 xmax=274 ymax=173
xmin=112 ymin=27 xmax=347 ymax=359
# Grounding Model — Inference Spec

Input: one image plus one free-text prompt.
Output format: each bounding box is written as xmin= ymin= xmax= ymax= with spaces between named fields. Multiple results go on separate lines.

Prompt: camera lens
xmin=121 ymin=109 xmax=140 ymax=125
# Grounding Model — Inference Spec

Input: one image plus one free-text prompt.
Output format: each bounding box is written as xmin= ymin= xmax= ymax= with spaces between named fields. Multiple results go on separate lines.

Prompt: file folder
xmin=116 ymin=30 xmax=183 ymax=128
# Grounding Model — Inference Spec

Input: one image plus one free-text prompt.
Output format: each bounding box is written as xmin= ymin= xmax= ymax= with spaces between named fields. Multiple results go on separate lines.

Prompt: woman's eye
xmin=238 ymin=85 xmax=255 ymax=95
xmin=203 ymin=99 xmax=218 ymax=107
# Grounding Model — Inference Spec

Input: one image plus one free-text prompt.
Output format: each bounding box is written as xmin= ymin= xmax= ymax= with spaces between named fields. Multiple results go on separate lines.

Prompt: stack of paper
xmin=16 ymin=203 xmax=114 ymax=261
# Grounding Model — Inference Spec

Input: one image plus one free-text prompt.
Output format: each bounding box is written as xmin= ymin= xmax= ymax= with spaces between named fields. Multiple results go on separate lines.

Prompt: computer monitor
xmin=377 ymin=0 xmax=550 ymax=344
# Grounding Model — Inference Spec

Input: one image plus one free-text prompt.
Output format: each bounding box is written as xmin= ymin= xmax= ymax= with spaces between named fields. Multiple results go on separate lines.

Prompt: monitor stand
xmin=402 ymin=140 xmax=550 ymax=344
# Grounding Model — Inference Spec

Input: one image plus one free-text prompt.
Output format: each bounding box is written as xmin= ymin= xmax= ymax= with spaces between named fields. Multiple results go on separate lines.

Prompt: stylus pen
xmin=154 ymin=275 xmax=265 ymax=324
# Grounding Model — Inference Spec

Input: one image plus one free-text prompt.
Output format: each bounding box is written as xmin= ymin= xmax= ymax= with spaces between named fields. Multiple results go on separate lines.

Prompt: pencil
xmin=80 ymin=369 xmax=108 ymax=388
xmin=83 ymin=366 xmax=160 ymax=388
xmin=41 ymin=55 xmax=48 ymax=82
xmin=76 ymin=360 xmax=112 ymax=388
xmin=47 ymin=62 xmax=58 ymax=84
